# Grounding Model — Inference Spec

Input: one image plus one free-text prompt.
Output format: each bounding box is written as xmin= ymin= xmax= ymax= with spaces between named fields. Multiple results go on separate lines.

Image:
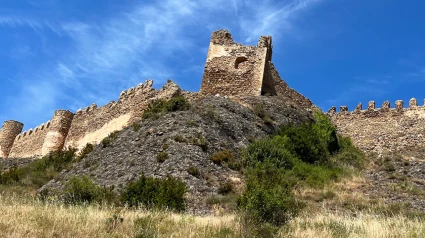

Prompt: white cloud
xmin=0 ymin=0 xmax=322 ymax=129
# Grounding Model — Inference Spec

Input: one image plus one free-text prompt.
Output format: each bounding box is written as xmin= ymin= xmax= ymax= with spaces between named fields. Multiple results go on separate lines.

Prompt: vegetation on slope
xmin=237 ymin=111 xmax=365 ymax=236
xmin=6 ymin=96 xmax=422 ymax=237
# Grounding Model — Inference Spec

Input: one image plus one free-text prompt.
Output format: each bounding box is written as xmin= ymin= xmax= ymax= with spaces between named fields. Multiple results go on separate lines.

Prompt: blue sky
xmin=1 ymin=0 xmax=425 ymax=130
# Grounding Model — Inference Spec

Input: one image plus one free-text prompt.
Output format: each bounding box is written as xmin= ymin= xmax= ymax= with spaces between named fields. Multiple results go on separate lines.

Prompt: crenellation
xmin=381 ymin=101 xmax=390 ymax=112
xmin=368 ymin=101 xmax=376 ymax=111
xmin=396 ymin=100 xmax=404 ymax=112
xmin=127 ymin=87 xmax=135 ymax=95
xmin=1 ymin=29 xmax=312 ymax=159
xmin=329 ymin=98 xmax=425 ymax=154
xmin=118 ymin=90 xmax=128 ymax=102
xmin=409 ymin=98 xmax=418 ymax=109
xmin=340 ymin=106 xmax=348 ymax=112
xmin=88 ymin=103 xmax=97 ymax=112
xmin=355 ymin=103 xmax=362 ymax=112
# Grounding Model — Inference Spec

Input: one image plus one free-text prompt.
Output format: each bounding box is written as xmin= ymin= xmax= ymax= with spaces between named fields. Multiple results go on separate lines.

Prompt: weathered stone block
xmin=368 ymin=101 xmax=376 ymax=111
xmin=396 ymin=100 xmax=404 ymax=112
xmin=409 ymin=98 xmax=418 ymax=109
xmin=355 ymin=103 xmax=362 ymax=112
xmin=381 ymin=101 xmax=390 ymax=112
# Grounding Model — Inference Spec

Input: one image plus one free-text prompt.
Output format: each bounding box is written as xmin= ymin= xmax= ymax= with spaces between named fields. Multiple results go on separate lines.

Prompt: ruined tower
xmin=200 ymin=30 xmax=276 ymax=97
xmin=0 ymin=120 xmax=24 ymax=158
xmin=41 ymin=110 xmax=74 ymax=155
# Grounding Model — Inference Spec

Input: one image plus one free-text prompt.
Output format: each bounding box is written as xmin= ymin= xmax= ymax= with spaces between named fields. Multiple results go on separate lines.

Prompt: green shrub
xmin=331 ymin=136 xmax=365 ymax=169
xmin=210 ymin=150 xmax=234 ymax=165
xmin=253 ymin=103 xmax=273 ymax=125
xmin=277 ymin=112 xmax=339 ymax=164
xmin=156 ymin=152 xmax=168 ymax=163
xmin=218 ymin=181 xmax=234 ymax=195
xmin=173 ymin=135 xmax=188 ymax=143
xmin=0 ymin=148 xmax=76 ymax=188
xmin=63 ymin=176 xmax=116 ymax=204
xmin=142 ymin=96 xmax=190 ymax=121
xmin=242 ymin=137 xmax=296 ymax=169
xmin=132 ymin=122 xmax=141 ymax=132
xmin=187 ymin=166 xmax=200 ymax=178
xmin=195 ymin=136 xmax=208 ymax=152
xmin=77 ymin=143 xmax=94 ymax=161
xmin=238 ymin=162 xmax=300 ymax=227
xmin=121 ymin=174 xmax=187 ymax=211
xmin=102 ymin=132 xmax=118 ymax=148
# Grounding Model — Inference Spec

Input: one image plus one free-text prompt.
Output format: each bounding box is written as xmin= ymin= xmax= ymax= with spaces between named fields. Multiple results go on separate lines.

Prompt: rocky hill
xmin=39 ymin=95 xmax=314 ymax=214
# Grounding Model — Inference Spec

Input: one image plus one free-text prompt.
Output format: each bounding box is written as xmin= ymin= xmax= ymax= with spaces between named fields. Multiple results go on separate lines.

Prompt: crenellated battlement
xmin=329 ymin=98 xmax=425 ymax=154
xmin=15 ymin=120 xmax=51 ymax=141
xmin=0 ymin=79 xmax=182 ymax=159
xmin=328 ymin=98 xmax=424 ymax=116
xmin=0 ymin=29 xmax=312 ymax=159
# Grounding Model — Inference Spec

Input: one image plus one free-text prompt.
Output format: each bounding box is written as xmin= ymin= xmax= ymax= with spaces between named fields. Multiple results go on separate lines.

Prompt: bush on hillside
xmin=121 ymin=174 xmax=187 ymax=212
xmin=242 ymin=136 xmax=296 ymax=169
xmin=331 ymin=135 xmax=365 ymax=169
xmin=238 ymin=162 xmax=300 ymax=227
xmin=0 ymin=148 xmax=76 ymax=188
xmin=63 ymin=176 xmax=116 ymax=205
xmin=142 ymin=96 xmax=190 ymax=120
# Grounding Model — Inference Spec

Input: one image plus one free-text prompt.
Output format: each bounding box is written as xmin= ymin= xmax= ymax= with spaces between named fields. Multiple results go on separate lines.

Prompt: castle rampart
xmin=329 ymin=98 xmax=425 ymax=153
xmin=0 ymin=29 xmax=313 ymax=159
xmin=41 ymin=110 xmax=74 ymax=155
xmin=9 ymin=120 xmax=51 ymax=158
xmin=0 ymin=121 xmax=24 ymax=158
xmin=0 ymin=79 xmax=181 ymax=159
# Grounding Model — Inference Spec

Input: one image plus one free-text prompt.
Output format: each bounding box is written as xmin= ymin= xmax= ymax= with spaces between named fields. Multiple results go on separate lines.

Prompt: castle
xmin=329 ymin=99 xmax=425 ymax=154
xmin=0 ymin=29 xmax=312 ymax=159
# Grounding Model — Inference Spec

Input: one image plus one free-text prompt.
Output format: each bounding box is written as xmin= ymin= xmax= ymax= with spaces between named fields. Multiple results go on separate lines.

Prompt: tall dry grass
xmin=0 ymin=194 xmax=239 ymax=238
xmin=1 ymin=193 xmax=424 ymax=238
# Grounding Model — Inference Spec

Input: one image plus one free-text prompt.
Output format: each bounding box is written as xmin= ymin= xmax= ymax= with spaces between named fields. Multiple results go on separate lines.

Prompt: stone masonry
xmin=200 ymin=30 xmax=275 ymax=96
xmin=329 ymin=98 xmax=425 ymax=154
xmin=0 ymin=29 xmax=313 ymax=159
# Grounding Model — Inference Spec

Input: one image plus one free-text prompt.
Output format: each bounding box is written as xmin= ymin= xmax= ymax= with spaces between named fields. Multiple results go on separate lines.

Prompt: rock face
xmin=329 ymin=98 xmax=425 ymax=154
xmin=40 ymin=96 xmax=313 ymax=214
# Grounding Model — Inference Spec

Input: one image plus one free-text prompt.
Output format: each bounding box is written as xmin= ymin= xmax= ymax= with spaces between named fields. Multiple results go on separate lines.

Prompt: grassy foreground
xmin=1 ymin=194 xmax=425 ymax=238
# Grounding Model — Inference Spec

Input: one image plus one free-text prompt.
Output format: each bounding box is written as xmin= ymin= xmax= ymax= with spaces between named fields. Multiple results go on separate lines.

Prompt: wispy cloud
xmin=0 ymin=16 xmax=43 ymax=29
xmin=1 ymin=0 xmax=322 ymax=129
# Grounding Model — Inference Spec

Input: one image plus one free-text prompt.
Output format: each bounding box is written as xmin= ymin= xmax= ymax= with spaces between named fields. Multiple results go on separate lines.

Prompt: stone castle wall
xmin=0 ymin=29 xmax=313 ymax=159
xmin=329 ymin=98 xmax=425 ymax=154
xmin=64 ymin=80 xmax=180 ymax=150
xmin=0 ymin=80 xmax=181 ymax=158
xmin=9 ymin=119 xmax=51 ymax=158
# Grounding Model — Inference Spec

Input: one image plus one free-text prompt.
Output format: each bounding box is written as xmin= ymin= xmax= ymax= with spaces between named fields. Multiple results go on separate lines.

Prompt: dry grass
xmin=2 ymin=172 xmax=425 ymax=238
xmin=0 ymin=194 xmax=240 ymax=238
xmin=282 ymin=211 xmax=425 ymax=238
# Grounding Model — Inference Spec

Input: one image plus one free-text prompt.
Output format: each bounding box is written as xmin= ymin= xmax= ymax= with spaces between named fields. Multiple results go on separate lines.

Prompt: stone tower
xmin=41 ymin=110 xmax=74 ymax=155
xmin=200 ymin=29 xmax=276 ymax=97
xmin=0 ymin=120 xmax=24 ymax=158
